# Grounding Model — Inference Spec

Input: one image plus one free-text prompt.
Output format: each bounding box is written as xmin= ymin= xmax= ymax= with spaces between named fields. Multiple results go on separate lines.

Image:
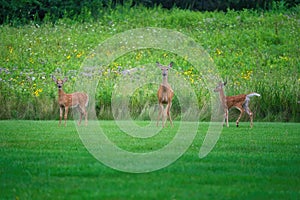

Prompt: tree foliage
xmin=1 ymin=0 xmax=299 ymax=24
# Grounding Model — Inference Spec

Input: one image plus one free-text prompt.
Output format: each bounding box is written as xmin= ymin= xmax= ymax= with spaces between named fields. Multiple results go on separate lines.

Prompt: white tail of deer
xmin=157 ymin=61 xmax=174 ymax=127
xmin=214 ymin=81 xmax=260 ymax=128
xmin=52 ymin=76 xmax=89 ymax=126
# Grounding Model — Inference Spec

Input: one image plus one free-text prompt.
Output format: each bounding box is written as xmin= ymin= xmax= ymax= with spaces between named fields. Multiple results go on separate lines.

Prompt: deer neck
xmin=58 ymin=88 xmax=66 ymax=98
xmin=219 ymin=88 xmax=226 ymax=105
xmin=162 ymin=76 xmax=168 ymax=86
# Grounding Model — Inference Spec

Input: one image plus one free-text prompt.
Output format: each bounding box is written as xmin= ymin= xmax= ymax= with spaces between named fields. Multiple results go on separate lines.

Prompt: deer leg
xmin=167 ymin=102 xmax=173 ymax=127
xmin=249 ymin=111 xmax=253 ymax=128
xmin=225 ymin=109 xmax=229 ymax=127
xmin=157 ymin=103 xmax=163 ymax=127
xmin=59 ymin=106 xmax=63 ymax=126
xmin=161 ymin=104 xmax=165 ymax=128
xmin=77 ymin=107 xmax=83 ymax=126
xmin=163 ymin=104 xmax=168 ymax=128
xmin=222 ymin=110 xmax=226 ymax=127
xmin=236 ymin=107 xmax=244 ymax=127
xmin=64 ymin=106 xmax=69 ymax=127
xmin=162 ymin=107 xmax=167 ymax=127
xmin=163 ymin=105 xmax=169 ymax=128
xmin=245 ymin=106 xmax=253 ymax=128
xmin=77 ymin=106 xmax=88 ymax=126
xmin=84 ymin=108 xmax=88 ymax=126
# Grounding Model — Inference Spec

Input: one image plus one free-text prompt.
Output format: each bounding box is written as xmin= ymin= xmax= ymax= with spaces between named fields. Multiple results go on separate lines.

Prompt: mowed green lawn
xmin=0 ymin=120 xmax=299 ymax=199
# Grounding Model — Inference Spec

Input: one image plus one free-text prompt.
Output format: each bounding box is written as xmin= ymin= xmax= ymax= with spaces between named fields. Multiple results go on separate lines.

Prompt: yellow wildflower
xmin=136 ymin=52 xmax=142 ymax=60
xmin=9 ymin=46 xmax=13 ymax=54
xmin=33 ymin=88 xmax=43 ymax=97
xmin=76 ymin=53 xmax=82 ymax=58
xmin=216 ymin=48 xmax=222 ymax=55
xmin=29 ymin=57 xmax=34 ymax=64
xmin=190 ymin=78 xmax=194 ymax=84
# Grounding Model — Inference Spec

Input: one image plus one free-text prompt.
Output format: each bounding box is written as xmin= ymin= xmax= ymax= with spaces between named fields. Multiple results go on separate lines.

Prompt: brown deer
xmin=52 ymin=76 xmax=89 ymax=126
xmin=214 ymin=81 xmax=260 ymax=128
xmin=157 ymin=62 xmax=174 ymax=127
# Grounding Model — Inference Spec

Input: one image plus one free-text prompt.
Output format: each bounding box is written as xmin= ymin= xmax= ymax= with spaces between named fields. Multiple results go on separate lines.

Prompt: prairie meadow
xmin=0 ymin=6 xmax=299 ymax=121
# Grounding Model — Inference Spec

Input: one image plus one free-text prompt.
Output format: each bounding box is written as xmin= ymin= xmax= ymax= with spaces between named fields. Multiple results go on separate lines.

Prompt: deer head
xmin=157 ymin=61 xmax=173 ymax=77
xmin=52 ymin=76 xmax=68 ymax=89
xmin=214 ymin=81 xmax=227 ymax=92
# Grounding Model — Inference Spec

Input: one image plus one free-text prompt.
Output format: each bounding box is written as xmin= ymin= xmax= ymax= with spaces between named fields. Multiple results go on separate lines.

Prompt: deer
xmin=214 ymin=81 xmax=260 ymax=128
xmin=157 ymin=61 xmax=174 ymax=128
xmin=52 ymin=75 xmax=89 ymax=126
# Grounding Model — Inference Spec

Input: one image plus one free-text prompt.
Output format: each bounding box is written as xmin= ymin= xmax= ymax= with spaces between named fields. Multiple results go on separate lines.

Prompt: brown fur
xmin=157 ymin=62 xmax=174 ymax=127
xmin=214 ymin=81 xmax=260 ymax=128
xmin=52 ymin=76 xmax=88 ymax=126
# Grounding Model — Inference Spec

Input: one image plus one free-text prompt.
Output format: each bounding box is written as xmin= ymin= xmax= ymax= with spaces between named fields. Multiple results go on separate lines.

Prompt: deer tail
xmin=247 ymin=93 xmax=261 ymax=98
xmin=244 ymin=93 xmax=260 ymax=108
xmin=85 ymin=94 xmax=89 ymax=107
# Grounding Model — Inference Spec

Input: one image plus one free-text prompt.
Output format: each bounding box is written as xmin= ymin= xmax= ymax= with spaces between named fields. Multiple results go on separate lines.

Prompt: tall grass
xmin=0 ymin=6 xmax=299 ymax=121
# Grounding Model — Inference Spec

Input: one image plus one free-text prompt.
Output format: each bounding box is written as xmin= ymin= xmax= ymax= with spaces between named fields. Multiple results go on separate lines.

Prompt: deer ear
xmin=169 ymin=62 xmax=173 ymax=68
xmin=52 ymin=75 xmax=57 ymax=82
xmin=156 ymin=61 xmax=161 ymax=67
xmin=63 ymin=77 xmax=68 ymax=83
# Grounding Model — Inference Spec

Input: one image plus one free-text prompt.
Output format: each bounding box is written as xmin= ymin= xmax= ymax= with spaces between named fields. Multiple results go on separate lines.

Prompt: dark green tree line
xmin=0 ymin=0 xmax=299 ymax=24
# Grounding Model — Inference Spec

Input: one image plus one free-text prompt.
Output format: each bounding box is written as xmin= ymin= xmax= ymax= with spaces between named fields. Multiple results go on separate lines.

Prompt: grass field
xmin=0 ymin=120 xmax=299 ymax=199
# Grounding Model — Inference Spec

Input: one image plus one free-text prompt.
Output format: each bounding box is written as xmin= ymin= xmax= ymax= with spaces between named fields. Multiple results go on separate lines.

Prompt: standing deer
xmin=214 ymin=81 xmax=260 ymax=128
xmin=52 ymin=76 xmax=89 ymax=126
xmin=157 ymin=61 xmax=174 ymax=127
